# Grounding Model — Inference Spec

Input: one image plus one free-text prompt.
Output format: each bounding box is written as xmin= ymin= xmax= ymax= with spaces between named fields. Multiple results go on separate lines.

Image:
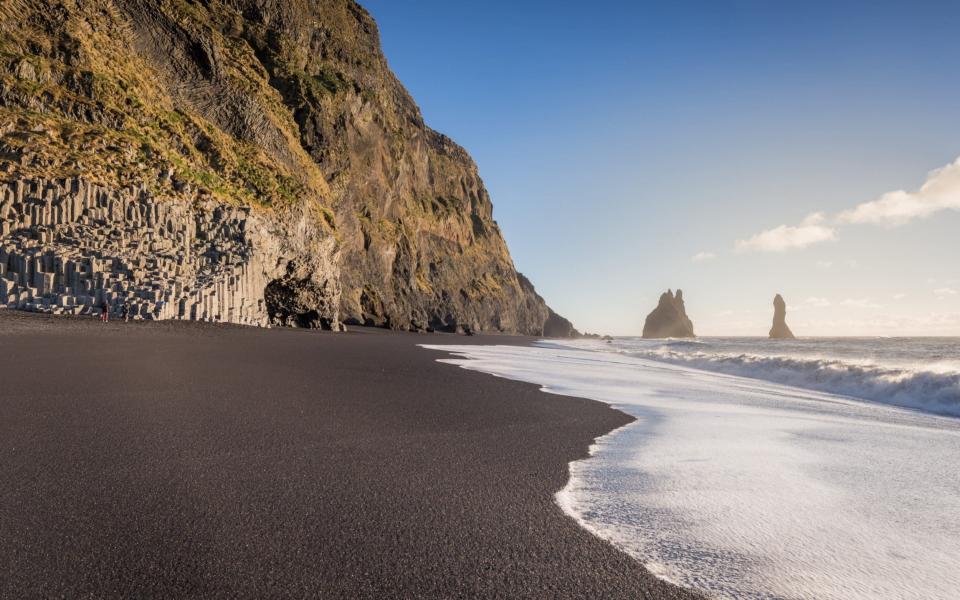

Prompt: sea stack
xmin=642 ymin=289 xmax=696 ymax=338
xmin=769 ymin=294 xmax=796 ymax=339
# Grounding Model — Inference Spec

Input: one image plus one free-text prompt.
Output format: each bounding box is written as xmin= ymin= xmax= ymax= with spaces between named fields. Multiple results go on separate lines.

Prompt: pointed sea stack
xmin=642 ymin=289 xmax=696 ymax=338
xmin=769 ymin=294 xmax=796 ymax=339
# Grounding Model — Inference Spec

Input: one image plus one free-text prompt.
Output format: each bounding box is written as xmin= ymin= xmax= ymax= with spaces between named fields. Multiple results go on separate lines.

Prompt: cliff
xmin=642 ymin=289 xmax=695 ymax=338
xmin=0 ymin=0 xmax=563 ymax=334
xmin=769 ymin=294 xmax=795 ymax=339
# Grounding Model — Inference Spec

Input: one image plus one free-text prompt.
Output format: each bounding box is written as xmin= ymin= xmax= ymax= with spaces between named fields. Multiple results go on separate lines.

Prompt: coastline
xmin=427 ymin=340 xmax=960 ymax=600
xmin=0 ymin=311 xmax=702 ymax=599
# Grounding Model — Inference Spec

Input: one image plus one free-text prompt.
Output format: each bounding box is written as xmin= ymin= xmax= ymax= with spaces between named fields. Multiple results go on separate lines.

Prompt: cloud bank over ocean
xmin=736 ymin=157 xmax=960 ymax=253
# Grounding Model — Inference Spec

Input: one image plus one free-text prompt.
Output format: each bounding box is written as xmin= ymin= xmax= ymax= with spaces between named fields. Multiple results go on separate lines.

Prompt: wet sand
xmin=0 ymin=311 xmax=702 ymax=599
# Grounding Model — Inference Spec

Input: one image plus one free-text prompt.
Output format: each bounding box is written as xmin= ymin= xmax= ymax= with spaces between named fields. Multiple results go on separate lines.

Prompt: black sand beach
xmin=0 ymin=311 xmax=701 ymax=599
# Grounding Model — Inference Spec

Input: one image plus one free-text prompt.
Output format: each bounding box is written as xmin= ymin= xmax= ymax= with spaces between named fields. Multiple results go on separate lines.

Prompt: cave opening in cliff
xmin=264 ymin=278 xmax=334 ymax=330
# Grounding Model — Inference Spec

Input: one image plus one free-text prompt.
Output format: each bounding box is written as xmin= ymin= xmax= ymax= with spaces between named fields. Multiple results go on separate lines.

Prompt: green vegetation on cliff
xmin=0 ymin=0 xmax=569 ymax=335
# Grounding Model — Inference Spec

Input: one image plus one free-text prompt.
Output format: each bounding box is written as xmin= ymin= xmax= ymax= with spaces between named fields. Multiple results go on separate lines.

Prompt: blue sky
xmin=362 ymin=0 xmax=960 ymax=335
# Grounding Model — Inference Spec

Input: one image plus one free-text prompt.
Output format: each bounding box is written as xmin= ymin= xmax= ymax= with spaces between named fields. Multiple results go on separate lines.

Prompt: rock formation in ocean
xmin=769 ymin=294 xmax=796 ymax=339
xmin=642 ymin=289 xmax=695 ymax=338
xmin=0 ymin=0 xmax=569 ymax=335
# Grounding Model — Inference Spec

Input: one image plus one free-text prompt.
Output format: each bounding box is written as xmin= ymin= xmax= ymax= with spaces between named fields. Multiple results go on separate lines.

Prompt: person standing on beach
xmin=100 ymin=302 xmax=110 ymax=323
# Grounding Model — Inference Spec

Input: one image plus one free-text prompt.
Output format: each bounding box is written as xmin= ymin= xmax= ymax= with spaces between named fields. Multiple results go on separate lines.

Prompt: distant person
xmin=121 ymin=302 xmax=130 ymax=323
xmin=100 ymin=302 xmax=109 ymax=323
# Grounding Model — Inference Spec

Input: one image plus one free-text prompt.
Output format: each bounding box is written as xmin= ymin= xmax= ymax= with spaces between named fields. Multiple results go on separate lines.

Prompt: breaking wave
xmin=625 ymin=347 xmax=960 ymax=417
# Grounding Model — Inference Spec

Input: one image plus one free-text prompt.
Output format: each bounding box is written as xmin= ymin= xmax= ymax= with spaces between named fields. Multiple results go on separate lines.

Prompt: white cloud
xmin=934 ymin=287 xmax=958 ymax=299
xmin=735 ymin=212 xmax=836 ymax=253
xmin=803 ymin=296 xmax=832 ymax=308
xmin=817 ymin=259 xmax=858 ymax=269
xmin=893 ymin=293 xmax=908 ymax=300
xmin=691 ymin=251 xmax=716 ymax=262
xmin=840 ymin=157 xmax=960 ymax=226
xmin=841 ymin=298 xmax=882 ymax=310
xmin=731 ymin=157 xmax=960 ymax=254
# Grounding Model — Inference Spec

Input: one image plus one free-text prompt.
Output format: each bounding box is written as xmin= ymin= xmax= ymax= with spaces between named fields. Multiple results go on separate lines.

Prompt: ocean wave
xmin=626 ymin=349 xmax=960 ymax=417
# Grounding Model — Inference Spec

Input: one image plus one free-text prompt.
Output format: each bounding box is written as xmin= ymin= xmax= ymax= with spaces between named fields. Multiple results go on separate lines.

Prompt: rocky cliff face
xmin=0 ymin=0 xmax=563 ymax=334
xmin=642 ymin=289 xmax=695 ymax=339
xmin=769 ymin=293 xmax=795 ymax=339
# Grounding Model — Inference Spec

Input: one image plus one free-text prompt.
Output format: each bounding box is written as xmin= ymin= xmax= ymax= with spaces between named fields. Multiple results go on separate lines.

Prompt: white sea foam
xmin=421 ymin=342 xmax=960 ymax=600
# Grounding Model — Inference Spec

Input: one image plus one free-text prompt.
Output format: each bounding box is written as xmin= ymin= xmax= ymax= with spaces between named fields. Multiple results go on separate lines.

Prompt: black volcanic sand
xmin=0 ymin=311 xmax=702 ymax=599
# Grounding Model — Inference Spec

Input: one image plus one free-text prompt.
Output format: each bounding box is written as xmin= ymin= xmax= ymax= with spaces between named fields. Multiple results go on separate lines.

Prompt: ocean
xmin=422 ymin=337 xmax=960 ymax=600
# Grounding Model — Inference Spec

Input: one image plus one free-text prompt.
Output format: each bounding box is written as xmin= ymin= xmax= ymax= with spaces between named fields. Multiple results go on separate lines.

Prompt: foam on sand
xmin=422 ymin=342 xmax=960 ymax=600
